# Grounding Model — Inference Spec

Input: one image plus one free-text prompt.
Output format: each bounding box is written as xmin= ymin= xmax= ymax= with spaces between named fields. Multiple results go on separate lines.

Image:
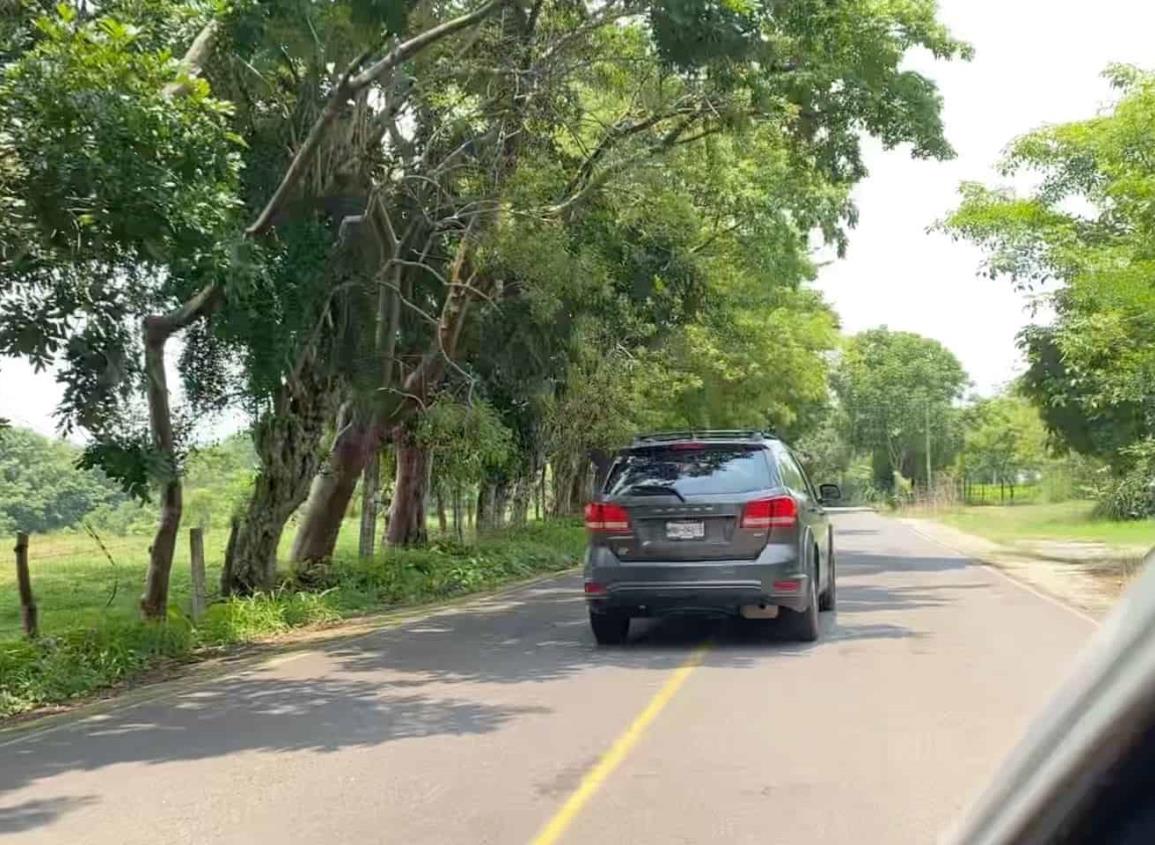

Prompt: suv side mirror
xmin=818 ymin=483 xmax=842 ymax=504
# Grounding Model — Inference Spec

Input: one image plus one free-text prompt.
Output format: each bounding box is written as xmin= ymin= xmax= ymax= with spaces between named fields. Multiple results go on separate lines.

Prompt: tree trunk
xmin=222 ymin=370 xmax=338 ymax=595
xmin=492 ymin=479 xmax=510 ymax=530
xmin=358 ymin=451 xmax=379 ymax=559
xmin=452 ymin=485 xmax=463 ymax=541
xmin=550 ymin=459 xmax=570 ymax=517
xmin=140 ymin=317 xmax=182 ymax=620
xmin=435 ymin=486 xmax=448 ymax=534
xmin=538 ymin=460 xmax=546 ymax=520
xmin=290 ymin=410 xmax=381 ymax=565
xmin=386 ymin=428 xmax=429 ymax=547
xmin=476 ymin=482 xmax=495 ymax=532
xmin=567 ymin=460 xmax=588 ymax=515
xmin=510 ymin=474 xmax=530 ymax=527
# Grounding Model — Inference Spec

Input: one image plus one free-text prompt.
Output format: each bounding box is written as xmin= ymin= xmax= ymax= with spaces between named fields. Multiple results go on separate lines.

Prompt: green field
xmin=932 ymin=501 xmax=1155 ymax=549
xmin=0 ymin=516 xmax=563 ymax=641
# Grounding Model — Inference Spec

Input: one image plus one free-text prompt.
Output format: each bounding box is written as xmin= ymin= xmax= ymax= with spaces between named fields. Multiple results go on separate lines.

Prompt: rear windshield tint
xmin=604 ymin=446 xmax=773 ymax=497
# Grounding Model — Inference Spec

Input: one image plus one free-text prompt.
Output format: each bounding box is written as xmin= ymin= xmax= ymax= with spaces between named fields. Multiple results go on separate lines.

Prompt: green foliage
xmin=1093 ymin=442 xmax=1155 ymax=521
xmin=0 ymin=427 xmax=125 ymax=534
xmin=0 ymin=2 xmax=243 ymax=367
xmin=832 ymin=328 xmax=969 ymax=488
xmin=417 ymin=399 xmax=515 ymax=491
xmin=0 ymin=0 xmax=246 ymax=502
xmin=943 ymin=67 xmax=1155 ymax=490
xmin=0 ymin=616 xmax=194 ymax=717
xmin=197 ymin=589 xmax=342 ymax=643
xmin=957 ymin=394 xmax=1048 ymax=488
xmin=0 ymin=427 xmax=256 ymax=536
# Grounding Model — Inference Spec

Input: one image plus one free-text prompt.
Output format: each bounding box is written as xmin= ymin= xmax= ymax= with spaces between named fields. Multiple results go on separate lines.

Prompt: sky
xmin=3 ymin=0 xmax=1154 ymax=437
xmin=816 ymin=0 xmax=1155 ymax=396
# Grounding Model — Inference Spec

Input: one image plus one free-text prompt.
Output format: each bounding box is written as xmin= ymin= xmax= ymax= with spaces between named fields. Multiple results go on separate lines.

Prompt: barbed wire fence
xmin=6 ymin=526 xmax=212 ymax=639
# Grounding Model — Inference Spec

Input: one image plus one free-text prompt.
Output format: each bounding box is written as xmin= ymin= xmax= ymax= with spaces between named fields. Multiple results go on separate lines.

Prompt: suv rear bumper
xmin=584 ymin=545 xmax=811 ymax=615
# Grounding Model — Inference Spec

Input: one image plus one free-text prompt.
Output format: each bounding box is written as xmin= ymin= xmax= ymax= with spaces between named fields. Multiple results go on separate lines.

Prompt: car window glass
xmin=772 ymin=445 xmax=805 ymax=494
xmin=604 ymin=446 xmax=772 ymax=497
xmin=792 ymin=452 xmax=820 ymax=499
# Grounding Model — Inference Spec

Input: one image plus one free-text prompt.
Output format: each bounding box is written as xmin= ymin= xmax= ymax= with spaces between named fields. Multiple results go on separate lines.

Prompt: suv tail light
xmin=741 ymin=496 xmax=797 ymax=530
xmin=584 ymin=502 xmax=631 ymax=533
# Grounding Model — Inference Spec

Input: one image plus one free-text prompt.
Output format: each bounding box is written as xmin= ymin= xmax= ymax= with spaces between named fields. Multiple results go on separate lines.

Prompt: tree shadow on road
xmin=844 ymin=552 xmax=971 ymax=575
xmin=0 ymin=571 xmax=922 ymax=829
xmin=0 ymin=796 xmax=98 ymax=835
xmin=0 ymin=671 xmax=551 ymax=816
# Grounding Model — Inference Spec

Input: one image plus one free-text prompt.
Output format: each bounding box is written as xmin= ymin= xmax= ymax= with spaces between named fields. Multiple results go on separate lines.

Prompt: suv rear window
xmin=604 ymin=445 xmax=773 ymax=497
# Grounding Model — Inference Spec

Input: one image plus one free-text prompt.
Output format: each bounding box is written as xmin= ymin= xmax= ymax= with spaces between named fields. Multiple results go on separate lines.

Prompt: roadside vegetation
xmin=1 ymin=0 xmax=976 ymax=714
xmin=924 ymin=502 xmax=1152 ymax=550
xmin=2 ymin=1 xmax=1152 ymax=717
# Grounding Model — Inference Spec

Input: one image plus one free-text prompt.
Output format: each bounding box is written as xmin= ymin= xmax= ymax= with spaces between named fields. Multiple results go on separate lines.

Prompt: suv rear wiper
xmin=623 ymin=484 xmax=685 ymax=501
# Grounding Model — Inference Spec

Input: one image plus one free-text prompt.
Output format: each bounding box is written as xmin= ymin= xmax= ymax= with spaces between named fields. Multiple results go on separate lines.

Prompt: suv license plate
xmin=666 ymin=520 xmax=705 ymax=540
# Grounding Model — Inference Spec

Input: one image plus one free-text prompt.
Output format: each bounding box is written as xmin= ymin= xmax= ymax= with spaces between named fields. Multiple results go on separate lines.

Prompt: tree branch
xmin=245 ymin=51 xmax=372 ymax=237
xmin=248 ymin=0 xmax=506 ymax=238
xmin=350 ymin=0 xmax=506 ymax=90
xmin=164 ymin=19 xmax=221 ymax=97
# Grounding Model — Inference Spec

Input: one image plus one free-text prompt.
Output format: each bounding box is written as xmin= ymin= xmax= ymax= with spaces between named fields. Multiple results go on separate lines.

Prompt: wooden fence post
xmin=189 ymin=527 xmax=206 ymax=621
xmin=15 ymin=532 xmax=37 ymax=638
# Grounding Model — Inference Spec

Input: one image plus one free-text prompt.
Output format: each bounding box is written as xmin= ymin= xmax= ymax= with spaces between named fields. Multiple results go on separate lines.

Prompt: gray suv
xmin=583 ymin=431 xmax=839 ymax=644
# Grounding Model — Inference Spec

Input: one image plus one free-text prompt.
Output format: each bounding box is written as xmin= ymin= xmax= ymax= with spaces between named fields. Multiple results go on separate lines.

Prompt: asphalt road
xmin=0 ymin=512 xmax=1097 ymax=844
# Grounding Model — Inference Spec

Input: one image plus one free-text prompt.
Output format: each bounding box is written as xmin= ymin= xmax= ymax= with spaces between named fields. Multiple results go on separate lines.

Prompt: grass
xmin=0 ymin=514 xmax=512 ymax=639
xmin=923 ymin=501 xmax=1155 ymax=549
xmin=0 ymin=519 xmax=585 ymax=718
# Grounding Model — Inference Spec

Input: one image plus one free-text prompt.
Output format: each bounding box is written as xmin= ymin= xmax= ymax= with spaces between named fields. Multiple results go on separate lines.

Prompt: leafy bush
xmin=196 ymin=590 xmax=342 ymax=644
xmin=1094 ymin=467 xmax=1155 ymax=521
xmin=1092 ymin=441 xmax=1155 ymax=521
xmin=0 ymin=617 xmax=194 ymax=716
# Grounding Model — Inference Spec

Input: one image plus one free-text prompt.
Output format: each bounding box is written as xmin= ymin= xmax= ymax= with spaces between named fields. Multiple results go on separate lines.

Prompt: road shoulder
xmin=901 ymin=517 xmax=1143 ymax=620
xmin=0 ymin=567 xmax=578 ymax=739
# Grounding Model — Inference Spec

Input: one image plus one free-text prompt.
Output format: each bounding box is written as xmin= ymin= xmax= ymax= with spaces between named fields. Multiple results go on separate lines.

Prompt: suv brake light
xmin=584 ymin=502 xmax=631 ymax=533
xmin=741 ymin=496 xmax=797 ymax=530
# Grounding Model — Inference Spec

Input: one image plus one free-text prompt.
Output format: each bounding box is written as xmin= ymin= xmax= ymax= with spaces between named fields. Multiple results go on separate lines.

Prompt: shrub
xmin=1094 ymin=467 xmax=1155 ymax=521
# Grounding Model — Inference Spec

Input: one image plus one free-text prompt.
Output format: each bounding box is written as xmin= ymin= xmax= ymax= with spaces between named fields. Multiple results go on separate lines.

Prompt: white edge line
xmin=0 ymin=568 xmax=579 ymax=748
xmin=902 ymin=521 xmax=1101 ymax=628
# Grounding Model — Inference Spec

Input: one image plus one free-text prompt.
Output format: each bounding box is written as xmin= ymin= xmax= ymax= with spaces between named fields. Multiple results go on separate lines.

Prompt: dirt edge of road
xmin=902 ymin=518 xmax=1146 ymax=621
xmin=0 ymin=566 xmax=578 ymax=739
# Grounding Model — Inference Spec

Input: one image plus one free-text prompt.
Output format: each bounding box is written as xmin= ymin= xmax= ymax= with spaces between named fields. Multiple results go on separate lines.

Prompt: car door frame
xmin=791 ymin=451 xmax=833 ymax=592
xmin=770 ymin=444 xmax=827 ymax=591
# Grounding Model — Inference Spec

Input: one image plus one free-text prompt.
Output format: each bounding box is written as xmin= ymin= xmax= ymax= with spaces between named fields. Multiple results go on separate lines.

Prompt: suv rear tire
xmin=590 ymin=610 xmax=630 ymax=645
xmin=783 ymin=570 xmax=820 ymax=642
xmin=819 ymin=546 xmax=837 ymax=612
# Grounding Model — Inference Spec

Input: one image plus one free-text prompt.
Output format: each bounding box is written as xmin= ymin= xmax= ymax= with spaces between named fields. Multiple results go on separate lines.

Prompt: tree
xmin=286 ymin=0 xmax=974 ymax=553
xmin=0 ymin=3 xmax=245 ymax=615
xmin=2 ymin=0 xmax=972 ymax=597
xmin=943 ymin=65 xmax=1155 ymax=517
xmin=831 ymin=328 xmax=969 ymax=491
xmin=0 ymin=428 xmax=125 ymax=535
xmin=958 ymin=394 xmax=1048 ymax=501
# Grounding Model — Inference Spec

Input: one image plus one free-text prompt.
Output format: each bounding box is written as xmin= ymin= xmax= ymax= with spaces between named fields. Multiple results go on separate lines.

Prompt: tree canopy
xmin=944 ymin=65 xmax=1155 ymax=516
xmin=1 ymin=0 xmax=973 ymax=611
xmin=831 ymin=328 xmax=969 ymax=490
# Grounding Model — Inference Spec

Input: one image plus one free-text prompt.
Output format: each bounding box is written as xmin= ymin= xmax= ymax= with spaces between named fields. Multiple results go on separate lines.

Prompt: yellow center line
xmin=528 ymin=642 xmax=712 ymax=845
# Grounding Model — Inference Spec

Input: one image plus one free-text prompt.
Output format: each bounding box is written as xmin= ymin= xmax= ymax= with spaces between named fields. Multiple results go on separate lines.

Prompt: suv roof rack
xmin=630 ymin=429 xmax=775 ymax=446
